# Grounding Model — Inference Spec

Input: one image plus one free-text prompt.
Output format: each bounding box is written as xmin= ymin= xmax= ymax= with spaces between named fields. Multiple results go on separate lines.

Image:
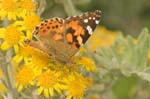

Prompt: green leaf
xmin=112 ymin=75 xmax=138 ymax=99
xmin=95 ymin=28 xmax=150 ymax=81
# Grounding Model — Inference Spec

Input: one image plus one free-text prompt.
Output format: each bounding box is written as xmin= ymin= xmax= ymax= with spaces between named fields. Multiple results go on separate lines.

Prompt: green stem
xmin=0 ymin=47 xmax=17 ymax=99
xmin=20 ymin=92 xmax=32 ymax=99
xmin=0 ymin=51 xmax=11 ymax=88
xmin=4 ymin=65 xmax=12 ymax=89
xmin=62 ymin=0 xmax=76 ymax=16
xmin=37 ymin=0 xmax=47 ymax=16
xmin=3 ymin=17 xmax=9 ymax=27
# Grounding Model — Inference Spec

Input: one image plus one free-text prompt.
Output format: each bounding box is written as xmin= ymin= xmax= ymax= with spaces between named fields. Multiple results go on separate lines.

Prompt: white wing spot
xmin=89 ymin=17 xmax=92 ymax=20
xmin=86 ymin=25 xmax=93 ymax=35
xmin=95 ymin=20 xmax=99 ymax=24
xmin=84 ymin=19 xmax=88 ymax=23
xmin=93 ymin=17 xmax=96 ymax=20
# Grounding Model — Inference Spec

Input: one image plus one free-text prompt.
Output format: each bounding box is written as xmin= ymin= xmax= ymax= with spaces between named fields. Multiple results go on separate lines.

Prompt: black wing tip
xmin=94 ymin=10 xmax=102 ymax=13
xmin=84 ymin=10 xmax=102 ymax=18
xmin=93 ymin=10 xmax=102 ymax=17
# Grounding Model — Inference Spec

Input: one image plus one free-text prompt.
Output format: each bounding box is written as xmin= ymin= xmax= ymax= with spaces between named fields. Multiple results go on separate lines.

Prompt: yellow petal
xmin=60 ymin=84 xmax=68 ymax=90
xmin=49 ymin=88 xmax=54 ymax=96
xmin=18 ymin=84 xmax=23 ymax=92
xmin=29 ymin=81 xmax=34 ymax=86
xmin=19 ymin=41 xmax=24 ymax=47
xmin=54 ymin=85 xmax=61 ymax=94
xmin=0 ymin=10 xmax=6 ymax=19
xmin=1 ymin=41 xmax=12 ymax=51
xmin=44 ymin=89 xmax=49 ymax=98
xmin=0 ymin=83 xmax=7 ymax=93
xmin=8 ymin=12 xmax=12 ymax=20
xmin=13 ymin=54 xmax=23 ymax=63
xmin=14 ymin=21 xmax=23 ymax=26
xmin=12 ymin=12 xmax=17 ymax=20
xmin=36 ymin=82 xmax=40 ymax=86
xmin=0 ymin=28 xmax=5 ymax=38
xmin=37 ymin=86 xmax=43 ymax=95
xmin=0 ymin=33 xmax=4 ymax=38
xmin=79 ymin=97 xmax=83 ymax=99
xmin=26 ymin=31 xmax=32 ymax=39
xmin=14 ymin=44 xmax=19 ymax=53
xmin=66 ymin=95 xmax=72 ymax=99
xmin=16 ymin=82 xmax=19 ymax=88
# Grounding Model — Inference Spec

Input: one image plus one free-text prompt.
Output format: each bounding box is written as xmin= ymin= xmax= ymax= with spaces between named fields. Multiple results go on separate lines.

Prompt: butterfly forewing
xmin=65 ymin=10 xmax=101 ymax=49
xmin=33 ymin=18 xmax=64 ymax=41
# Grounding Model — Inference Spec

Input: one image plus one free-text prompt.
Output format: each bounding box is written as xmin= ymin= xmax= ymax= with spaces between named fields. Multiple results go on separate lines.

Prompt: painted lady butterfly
xmin=25 ymin=10 xmax=102 ymax=63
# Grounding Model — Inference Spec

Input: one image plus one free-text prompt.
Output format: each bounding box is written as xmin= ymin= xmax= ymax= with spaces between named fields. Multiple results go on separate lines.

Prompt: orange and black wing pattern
xmin=65 ymin=10 xmax=102 ymax=49
xmin=33 ymin=17 xmax=64 ymax=41
xmin=25 ymin=10 xmax=101 ymax=62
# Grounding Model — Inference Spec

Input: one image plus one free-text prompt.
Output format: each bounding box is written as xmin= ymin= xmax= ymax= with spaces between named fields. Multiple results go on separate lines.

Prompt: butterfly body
xmin=26 ymin=10 xmax=102 ymax=63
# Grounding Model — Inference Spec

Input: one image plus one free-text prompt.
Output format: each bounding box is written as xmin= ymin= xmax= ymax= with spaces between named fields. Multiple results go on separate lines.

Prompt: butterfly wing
xmin=33 ymin=17 xmax=64 ymax=42
xmin=26 ymin=10 xmax=101 ymax=63
xmin=64 ymin=10 xmax=101 ymax=49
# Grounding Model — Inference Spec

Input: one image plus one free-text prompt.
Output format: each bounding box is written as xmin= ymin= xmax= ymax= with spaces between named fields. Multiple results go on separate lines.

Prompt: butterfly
xmin=25 ymin=10 xmax=102 ymax=63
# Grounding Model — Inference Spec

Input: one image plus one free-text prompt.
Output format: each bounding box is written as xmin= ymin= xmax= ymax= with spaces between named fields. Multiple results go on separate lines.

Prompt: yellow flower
xmin=23 ymin=14 xmax=40 ymax=32
xmin=19 ymin=0 xmax=36 ymax=17
xmin=0 ymin=83 xmax=7 ymax=93
xmin=30 ymin=49 xmax=50 ymax=69
xmin=37 ymin=70 xmax=62 ymax=98
xmin=15 ymin=14 xmax=41 ymax=34
xmin=87 ymin=26 xmax=118 ymax=52
xmin=16 ymin=65 xmax=36 ymax=92
xmin=0 ymin=0 xmax=19 ymax=20
xmin=0 ymin=25 xmax=25 ymax=52
xmin=13 ymin=45 xmax=33 ymax=64
xmin=0 ymin=69 xmax=3 ymax=78
xmin=0 ymin=0 xmax=37 ymax=20
xmin=65 ymin=74 xmax=92 ymax=99
xmin=78 ymin=57 xmax=96 ymax=72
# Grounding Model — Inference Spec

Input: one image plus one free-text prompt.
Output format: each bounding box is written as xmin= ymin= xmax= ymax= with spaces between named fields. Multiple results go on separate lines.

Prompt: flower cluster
xmin=0 ymin=0 xmax=36 ymax=20
xmin=0 ymin=0 xmax=96 ymax=99
xmin=15 ymin=46 xmax=95 ymax=99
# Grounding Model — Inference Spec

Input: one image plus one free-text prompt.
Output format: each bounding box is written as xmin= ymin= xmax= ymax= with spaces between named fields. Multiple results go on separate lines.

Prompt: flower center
xmin=4 ymin=26 xmax=21 ymax=45
xmin=16 ymin=66 xmax=35 ymax=86
xmin=24 ymin=15 xmax=40 ymax=31
xmin=20 ymin=0 xmax=36 ymax=11
xmin=38 ymin=71 xmax=57 ymax=88
xmin=68 ymin=80 xmax=84 ymax=97
xmin=20 ymin=46 xmax=32 ymax=57
xmin=1 ymin=0 xmax=17 ymax=11
xmin=32 ymin=51 xmax=50 ymax=69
